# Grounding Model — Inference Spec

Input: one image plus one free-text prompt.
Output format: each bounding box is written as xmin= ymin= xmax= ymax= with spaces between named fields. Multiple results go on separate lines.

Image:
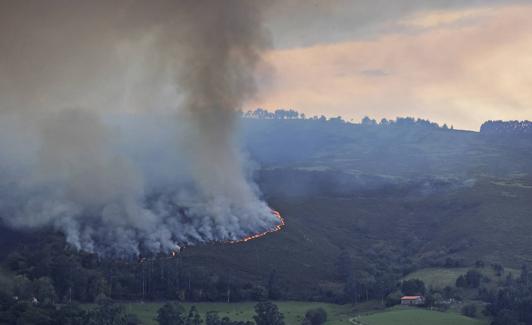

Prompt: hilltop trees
xmin=480 ymin=120 xmax=532 ymax=135
xmin=242 ymin=109 xmax=449 ymax=131
xmin=243 ymin=108 xmax=300 ymax=120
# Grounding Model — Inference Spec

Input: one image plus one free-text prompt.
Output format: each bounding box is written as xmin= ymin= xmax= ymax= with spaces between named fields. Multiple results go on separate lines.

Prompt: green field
xmin=121 ymin=302 xmax=489 ymax=325
xmin=403 ymin=267 xmax=518 ymax=289
xmin=123 ymin=301 xmax=356 ymax=325
xmin=403 ymin=268 xmax=470 ymax=289
xmin=359 ymin=307 xmax=487 ymax=325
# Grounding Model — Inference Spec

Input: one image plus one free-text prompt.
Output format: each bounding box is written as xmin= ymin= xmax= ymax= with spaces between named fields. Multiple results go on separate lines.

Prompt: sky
xmin=251 ymin=0 xmax=532 ymax=130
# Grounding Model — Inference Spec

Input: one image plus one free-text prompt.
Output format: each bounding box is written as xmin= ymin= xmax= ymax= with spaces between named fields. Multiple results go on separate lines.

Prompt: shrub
xmin=461 ymin=304 xmax=477 ymax=318
xmin=302 ymin=307 xmax=327 ymax=325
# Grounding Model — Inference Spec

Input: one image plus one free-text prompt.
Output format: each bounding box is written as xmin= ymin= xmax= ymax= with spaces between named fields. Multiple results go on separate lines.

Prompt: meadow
xmin=403 ymin=267 xmax=519 ymax=289
xmin=122 ymin=301 xmax=356 ymax=325
xmin=358 ymin=306 xmax=486 ymax=325
xmin=121 ymin=302 xmax=486 ymax=325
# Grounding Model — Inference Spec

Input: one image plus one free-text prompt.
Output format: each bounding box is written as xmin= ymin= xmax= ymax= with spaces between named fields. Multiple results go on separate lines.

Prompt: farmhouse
xmin=400 ymin=295 xmax=425 ymax=305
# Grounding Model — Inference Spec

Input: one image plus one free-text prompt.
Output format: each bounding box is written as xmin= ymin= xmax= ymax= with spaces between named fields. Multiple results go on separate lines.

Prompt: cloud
xmin=358 ymin=69 xmax=391 ymax=77
xmin=252 ymin=4 xmax=532 ymax=130
xmin=265 ymin=0 xmax=527 ymax=48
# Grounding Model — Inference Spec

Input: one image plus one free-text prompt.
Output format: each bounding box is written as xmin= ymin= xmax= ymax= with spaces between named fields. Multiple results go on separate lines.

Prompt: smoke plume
xmin=0 ymin=1 xmax=278 ymax=255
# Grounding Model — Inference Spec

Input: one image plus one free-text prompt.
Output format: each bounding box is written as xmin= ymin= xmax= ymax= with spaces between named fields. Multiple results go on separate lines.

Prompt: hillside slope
xmin=1 ymin=118 xmax=531 ymax=299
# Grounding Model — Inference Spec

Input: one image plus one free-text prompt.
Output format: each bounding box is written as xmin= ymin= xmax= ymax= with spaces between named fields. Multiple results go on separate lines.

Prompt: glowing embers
xmin=227 ymin=210 xmax=285 ymax=244
xmin=165 ymin=210 xmax=285 ymax=258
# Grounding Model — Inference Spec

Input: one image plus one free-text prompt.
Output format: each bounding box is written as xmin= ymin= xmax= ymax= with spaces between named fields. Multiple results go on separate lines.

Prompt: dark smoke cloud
xmin=0 ymin=0 xmax=277 ymax=255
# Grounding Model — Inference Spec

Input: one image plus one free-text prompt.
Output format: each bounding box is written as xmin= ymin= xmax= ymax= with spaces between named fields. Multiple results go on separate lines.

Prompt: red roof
xmin=401 ymin=296 xmax=422 ymax=300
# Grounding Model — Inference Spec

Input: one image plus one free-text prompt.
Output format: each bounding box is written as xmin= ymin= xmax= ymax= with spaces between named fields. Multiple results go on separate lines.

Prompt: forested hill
xmin=1 ymin=110 xmax=532 ymax=307
xmin=240 ymin=111 xmax=532 ymax=179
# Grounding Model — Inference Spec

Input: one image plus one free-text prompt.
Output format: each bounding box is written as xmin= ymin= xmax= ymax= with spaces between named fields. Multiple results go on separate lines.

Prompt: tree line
xmin=480 ymin=120 xmax=532 ymax=135
xmin=241 ymin=108 xmax=452 ymax=130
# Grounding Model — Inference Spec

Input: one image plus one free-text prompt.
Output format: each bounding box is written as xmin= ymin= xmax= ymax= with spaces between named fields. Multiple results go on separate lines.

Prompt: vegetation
xmin=118 ymin=302 xmax=352 ymax=325
xmin=359 ymin=307 xmax=486 ymax=325
xmin=253 ymin=301 xmax=284 ymax=325
xmin=301 ymin=307 xmax=327 ymax=325
xmin=2 ymin=113 xmax=532 ymax=323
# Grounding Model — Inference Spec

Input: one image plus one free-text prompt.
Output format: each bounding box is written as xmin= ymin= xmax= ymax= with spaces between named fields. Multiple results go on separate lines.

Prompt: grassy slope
xmin=359 ymin=307 xmax=487 ymax=325
xmin=403 ymin=268 xmax=470 ymax=289
xmin=403 ymin=267 xmax=519 ymax=290
xmin=123 ymin=301 xmax=355 ymax=325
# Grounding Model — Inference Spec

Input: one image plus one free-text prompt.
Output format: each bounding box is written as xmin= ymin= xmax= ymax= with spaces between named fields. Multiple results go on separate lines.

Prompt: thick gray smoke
xmin=0 ymin=1 xmax=278 ymax=255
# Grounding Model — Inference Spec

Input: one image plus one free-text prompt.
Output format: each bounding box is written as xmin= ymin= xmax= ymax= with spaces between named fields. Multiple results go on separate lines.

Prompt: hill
xmin=1 ymin=116 xmax=532 ymax=303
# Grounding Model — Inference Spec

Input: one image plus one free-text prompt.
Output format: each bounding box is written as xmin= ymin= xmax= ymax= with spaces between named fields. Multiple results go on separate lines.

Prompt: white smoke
xmin=0 ymin=1 xmax=278 ymax=255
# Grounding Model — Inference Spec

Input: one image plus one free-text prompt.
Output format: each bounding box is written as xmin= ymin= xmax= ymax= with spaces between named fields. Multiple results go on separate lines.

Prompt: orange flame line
xmin=143 ymin=210 xmax=286 ymax=262
xmin=227 ymin=210 xmax=285 ymax=244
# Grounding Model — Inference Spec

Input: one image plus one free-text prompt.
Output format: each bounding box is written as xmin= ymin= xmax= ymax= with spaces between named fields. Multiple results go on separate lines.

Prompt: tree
xmin=56 ymin=304 xmax=87 ymax=325
xmin=456 ymin=275 xmax=467 ymax=288
xmin=401 ymin=279 xmax=425 ymax=296
xmin=302 ymin=308 xmax=327 ymax=325
xmin=205 ymin=311 xmax=221 ymax=325
xmin=267 ymin=270 xmax=281 ymax=300
xmin=33 ymin=277 xmax=56 ymax=305
xmin=343 ymin=274 xmax=358 ymax=303
xmin=335 ymin=249 xmax=353 ymax=281
xmin=466 ymin=270 xmax=482 ymax=288
xmin=156 ymin=303 xmax=185 ymax=325
xmin=464 ymin=270 xmax=482 ymax=288
xmin=380 ymin=118 xmax=391 ymax=126
xmin=520 ymin=264 xmax=529 ymax=287
xmin=253 ymin=301 xmax=285 ymax=325
xmin=85 ymin=299 xmax=128 ymax=325
xmin=11 ymin=302 xmax=54 ymax=325
xmin=185 ymin=306 xmax=203 ymax=325
xmin=251 ymin=285 xmax=268 ymax=301
xmin=87 ymin=275 xmax=110 ymax=302
xmin=361 ymin=117 xmax=377 ymax=126
xmin=461 ymin=304 xmax=477 ymax=318
xmin=205 ymin=312 xmax=252 ymax=325
xmin=492 ymin=309 xmax=521 ymax=325
xmin=126 ymin=314 xmax=142 ymax=325
xmin=491 ymin=263 xmax=504 ymax=277
xmin=13 ymin=275 xmax=32 ymax=300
